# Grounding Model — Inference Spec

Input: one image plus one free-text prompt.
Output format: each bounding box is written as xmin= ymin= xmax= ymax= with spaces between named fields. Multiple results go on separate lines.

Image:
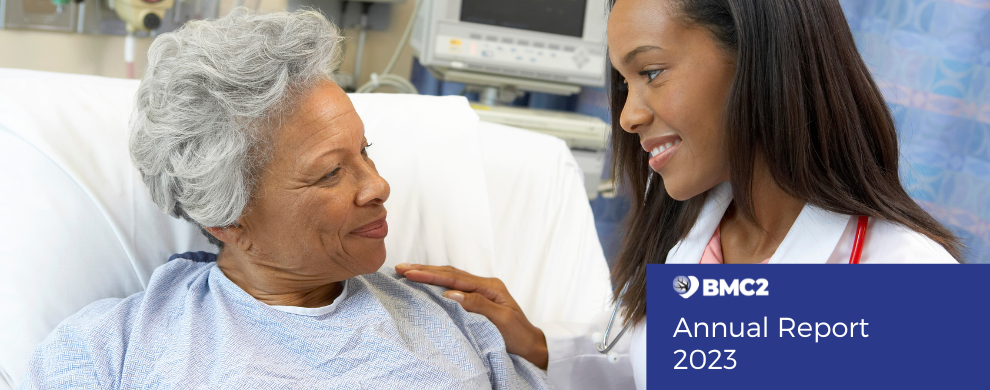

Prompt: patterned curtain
xmin=840 ymin=0 xmax=990 ymax=262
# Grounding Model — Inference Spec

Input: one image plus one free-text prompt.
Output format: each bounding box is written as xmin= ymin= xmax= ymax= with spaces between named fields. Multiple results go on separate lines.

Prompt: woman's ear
xmin=205 ymin=222 xmax=251 ymax=251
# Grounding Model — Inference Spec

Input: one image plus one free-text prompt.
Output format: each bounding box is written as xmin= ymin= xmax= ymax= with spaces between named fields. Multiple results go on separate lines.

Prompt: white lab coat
xmin=542 ymin=182 xmax=957 ymax=390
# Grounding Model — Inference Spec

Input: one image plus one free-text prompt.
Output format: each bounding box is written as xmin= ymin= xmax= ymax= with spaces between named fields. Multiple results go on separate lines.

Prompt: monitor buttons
xmin=572 ymin=52 xmax=589 ymax=68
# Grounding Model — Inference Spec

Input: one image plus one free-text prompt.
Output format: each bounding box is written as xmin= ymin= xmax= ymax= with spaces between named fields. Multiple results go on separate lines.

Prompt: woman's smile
xmin=643 ymin=134 xmax=683 ymax=172
xmin=351 ymin=215 xmax=388 ymax=239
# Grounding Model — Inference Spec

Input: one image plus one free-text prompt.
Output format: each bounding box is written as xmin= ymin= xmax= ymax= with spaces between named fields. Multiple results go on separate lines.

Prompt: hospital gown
xmin=19 ymin=255 xmax=551 ymax=389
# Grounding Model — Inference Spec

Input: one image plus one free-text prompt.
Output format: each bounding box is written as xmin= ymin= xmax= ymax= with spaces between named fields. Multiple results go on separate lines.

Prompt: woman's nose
xmin=356 ymin=162 xmax=390 ymax=207
xmin=618 ymin=92 xmax=652 ymax=134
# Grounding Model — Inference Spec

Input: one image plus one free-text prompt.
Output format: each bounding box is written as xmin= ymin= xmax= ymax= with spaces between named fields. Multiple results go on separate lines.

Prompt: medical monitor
xmin=411 ymin=0 xmax=608 ymax=89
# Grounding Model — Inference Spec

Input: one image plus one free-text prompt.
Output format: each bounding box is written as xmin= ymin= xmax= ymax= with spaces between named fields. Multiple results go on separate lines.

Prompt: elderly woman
xmin=19 ymin=9 xmax=549 ymax=389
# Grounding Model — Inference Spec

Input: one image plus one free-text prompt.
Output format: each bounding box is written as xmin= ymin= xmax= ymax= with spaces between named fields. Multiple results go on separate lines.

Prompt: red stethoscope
xmin=848 ymin=216 xmax=869 ymax=264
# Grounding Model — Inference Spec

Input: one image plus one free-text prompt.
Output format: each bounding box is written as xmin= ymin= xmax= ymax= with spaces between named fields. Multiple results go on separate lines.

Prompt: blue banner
xmin=648 ymin=265 xmax=990 ymax=388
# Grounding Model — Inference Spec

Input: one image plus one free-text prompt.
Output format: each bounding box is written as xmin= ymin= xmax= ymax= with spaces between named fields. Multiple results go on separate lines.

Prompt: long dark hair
xmin=608 ymin=0 xmax=963 ymax=325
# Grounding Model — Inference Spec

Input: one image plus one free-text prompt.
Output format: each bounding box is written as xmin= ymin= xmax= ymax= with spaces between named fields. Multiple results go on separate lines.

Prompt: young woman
xmin=398 ymin=0 xmax=961 ymax=389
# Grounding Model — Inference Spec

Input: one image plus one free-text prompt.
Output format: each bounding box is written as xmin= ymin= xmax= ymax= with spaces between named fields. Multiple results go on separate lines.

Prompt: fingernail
xmin=446 ymin=291 xmax=465 ymax=302
xmin=395 ymin=263 xmax=411 ymax=269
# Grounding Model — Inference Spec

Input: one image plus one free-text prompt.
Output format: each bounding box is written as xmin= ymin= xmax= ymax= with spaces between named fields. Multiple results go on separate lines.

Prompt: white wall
xmin=0 ymin=29 xmax=155 ymax=78
xmin=0 ymin=0 xmax=416 ymax=83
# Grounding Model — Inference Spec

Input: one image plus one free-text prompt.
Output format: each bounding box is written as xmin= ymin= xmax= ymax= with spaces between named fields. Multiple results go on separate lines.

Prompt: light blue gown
xmin=19 ymin=255 xmax=550 ymax=389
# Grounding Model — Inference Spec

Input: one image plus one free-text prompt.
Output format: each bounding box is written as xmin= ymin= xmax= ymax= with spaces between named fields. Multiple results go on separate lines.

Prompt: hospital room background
xmin=1 ymin=0 xmax=988 ymax=261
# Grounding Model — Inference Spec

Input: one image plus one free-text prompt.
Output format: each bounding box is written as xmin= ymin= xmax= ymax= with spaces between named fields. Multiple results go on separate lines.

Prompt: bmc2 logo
xmin=673 ymin=276 xmax=769 ymax=298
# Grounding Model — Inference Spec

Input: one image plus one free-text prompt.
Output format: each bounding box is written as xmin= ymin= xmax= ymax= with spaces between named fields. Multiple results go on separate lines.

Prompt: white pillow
xmin=0 ymin=69 xmax=215 ymax=388
xmin=477 ymin=122 xmax=612 ymax=325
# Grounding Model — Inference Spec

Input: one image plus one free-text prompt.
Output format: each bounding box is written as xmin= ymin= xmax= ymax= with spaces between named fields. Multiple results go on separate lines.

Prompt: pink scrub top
xmin=699 ymin=227 xmax=771 ymax=264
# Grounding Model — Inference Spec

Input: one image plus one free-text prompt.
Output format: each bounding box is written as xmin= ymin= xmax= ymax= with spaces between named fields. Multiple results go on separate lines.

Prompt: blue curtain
xmin=841 ymin=0 xmax=990 ymax=262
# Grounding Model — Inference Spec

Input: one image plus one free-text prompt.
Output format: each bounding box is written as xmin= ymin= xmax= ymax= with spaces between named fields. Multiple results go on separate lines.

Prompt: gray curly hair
xmin=130 ymin=8 xmax=343 ymax=248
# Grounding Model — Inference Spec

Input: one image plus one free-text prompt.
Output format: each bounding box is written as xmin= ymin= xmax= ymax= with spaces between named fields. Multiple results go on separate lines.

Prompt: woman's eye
xmin=639 ymin=69 xmax=663 ymax=82
xmin=325 ymin=167 xmax=341 ymax=179
xmin=362 ymin=142 xmax=372 ymax=156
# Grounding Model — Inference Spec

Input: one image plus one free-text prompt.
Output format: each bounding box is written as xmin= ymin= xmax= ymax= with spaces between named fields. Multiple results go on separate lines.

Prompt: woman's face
xmin=607 ymin=0 xmax=736 ymax=200
xmin=236 ymin=81 xmax=390 ymax=282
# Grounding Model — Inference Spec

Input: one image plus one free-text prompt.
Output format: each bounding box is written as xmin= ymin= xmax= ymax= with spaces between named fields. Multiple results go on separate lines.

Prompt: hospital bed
xmin=0 ymin=68 xmax=612 ymax=389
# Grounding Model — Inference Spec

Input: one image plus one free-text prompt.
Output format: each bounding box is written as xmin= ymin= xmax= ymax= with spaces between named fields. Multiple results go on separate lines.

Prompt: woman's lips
xmin=351 ymin=217 xmax=388 ymax=239
xmin=645 ymin=137 xmax=682 ymax=172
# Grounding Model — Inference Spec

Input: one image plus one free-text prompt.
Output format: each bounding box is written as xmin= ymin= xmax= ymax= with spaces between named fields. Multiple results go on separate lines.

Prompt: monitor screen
xmin=459 ymin=0 xmax=587 ymax=38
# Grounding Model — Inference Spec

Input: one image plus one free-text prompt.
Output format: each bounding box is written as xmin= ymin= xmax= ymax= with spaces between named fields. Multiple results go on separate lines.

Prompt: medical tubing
xmin=596 ymin=282 xmax=631 ymax=354
xmin=849 ymin=216 xmax=869 ymax=264
xmin=76 ymin=1 xmax=86 ymax=33
xmin=355 ymin=73 xmax=417 ymax=94
xmin=597 ymin=308 xmax=631 ymax=354
xmin=125 ymin=33 xmax=136 ymax=79
xmin=173 ymin=0 xmax=182 ymax=24
xmin=382 ymin=0 xmax=422 ymax=76
xmin=356 ymin=0 xmax=422 ymax=93
xmin=353 ymin=11 xmax=369 ymax=88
